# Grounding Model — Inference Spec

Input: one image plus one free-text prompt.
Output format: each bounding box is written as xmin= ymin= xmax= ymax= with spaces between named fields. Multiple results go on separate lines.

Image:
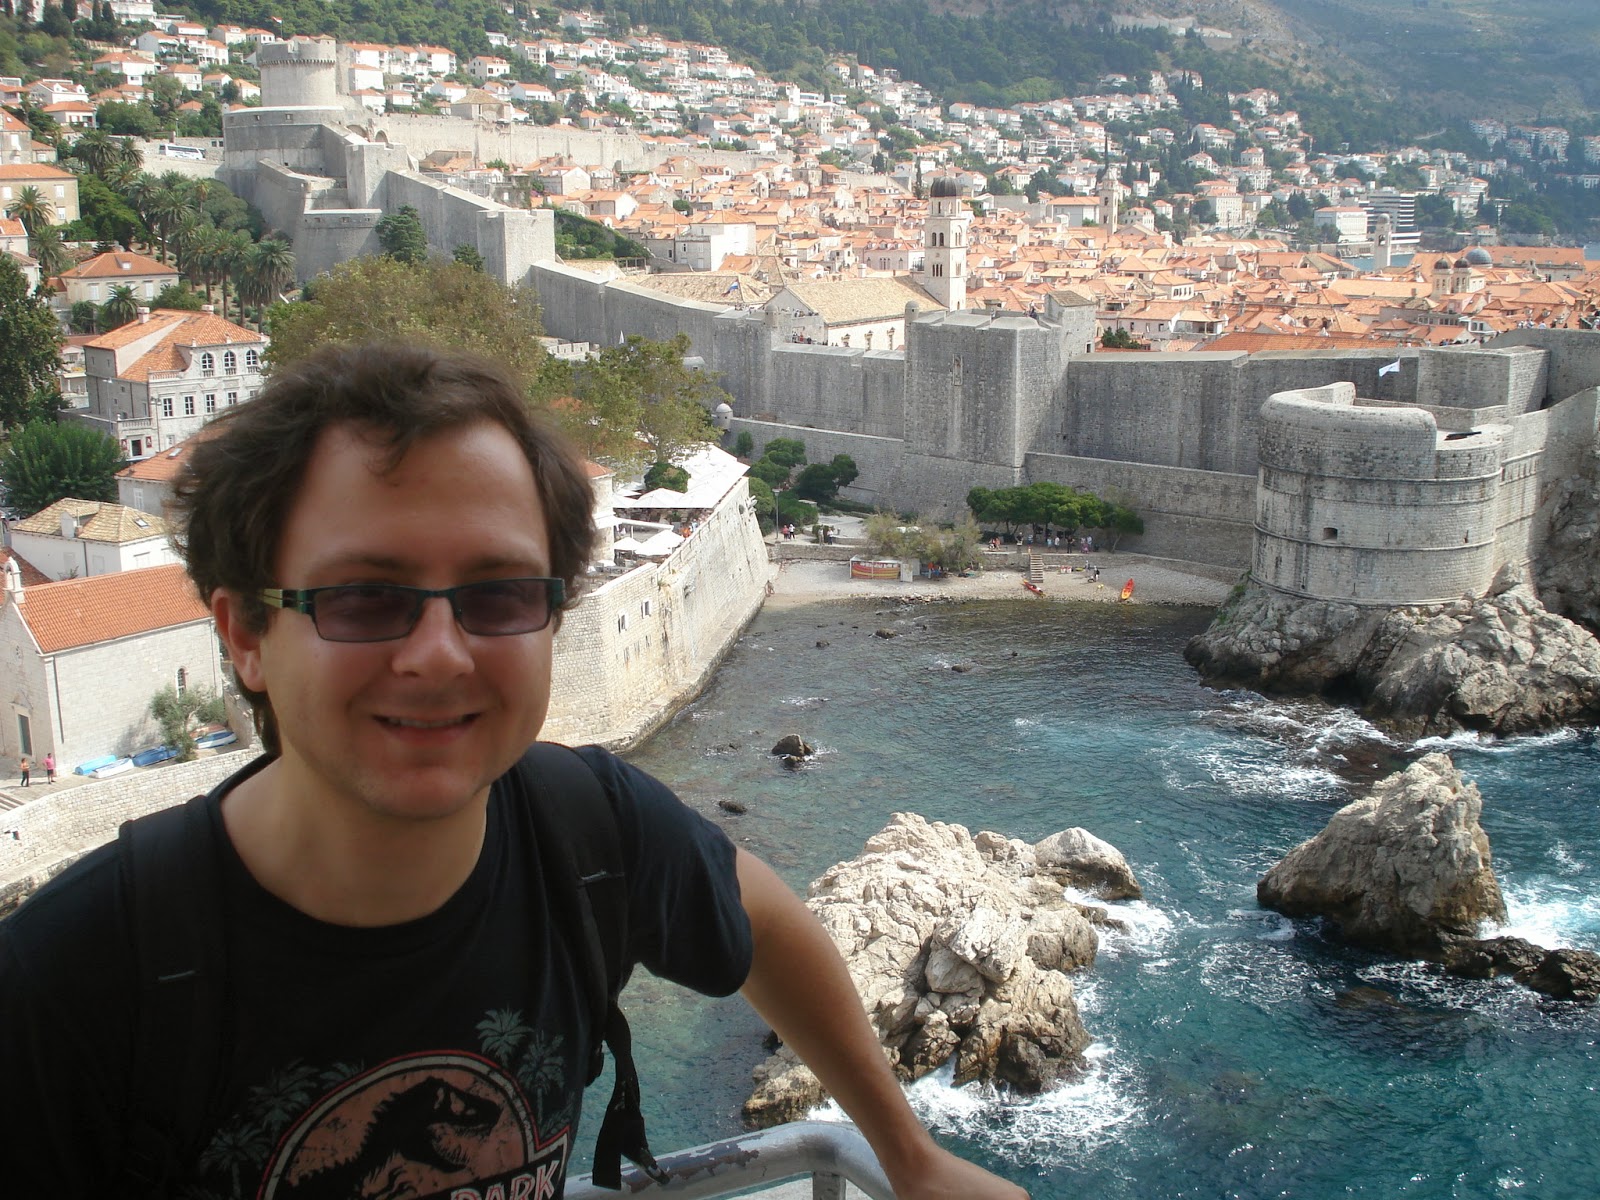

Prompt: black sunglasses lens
xmin=314 ymin=585 xmax=419 ymax=641
xmin=455 ymin=579 xmax=552 ymax=635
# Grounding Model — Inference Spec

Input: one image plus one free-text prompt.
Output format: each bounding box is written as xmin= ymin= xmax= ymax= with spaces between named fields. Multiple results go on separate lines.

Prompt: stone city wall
xmin=1415 ymin=344 xmax=1548 ymax=414
xmin=0 ymin=750 xmax=254 ymax=908
xmin=1025 ymin=453 xmax=1257 ymax=566
xmin=1493 ymin=328 xmax=1600 ymax=403
xmin=543 ymin=477 xmax=769 ymax=748
xmin=730 ymin=419 xmax=904 ymax=509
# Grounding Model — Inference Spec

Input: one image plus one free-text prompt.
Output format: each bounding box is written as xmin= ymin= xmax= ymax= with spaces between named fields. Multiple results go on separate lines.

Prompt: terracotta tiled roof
xmin=0 ymin=163 xmax=74 ymax=180
xmin=58 ymin=250 xmax=176 ymax=280
xmin=15 ymin=563 xmax=210 ymax=654
xmin=12 ymin=497 xmax=167 ymax=543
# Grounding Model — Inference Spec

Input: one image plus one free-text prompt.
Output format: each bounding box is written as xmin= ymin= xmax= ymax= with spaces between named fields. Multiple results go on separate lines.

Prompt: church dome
xmin=929 ymin=176 xmax=961 ymax=199
xmin=1464 ymin=246 xmax=1493 ymax=267
xmin=1454 ymin=257 xmax=1472 ymax=269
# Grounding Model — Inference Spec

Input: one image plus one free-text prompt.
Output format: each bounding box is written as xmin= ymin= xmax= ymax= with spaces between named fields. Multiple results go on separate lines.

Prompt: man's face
xmin=222 ymin=419 xmax=557 ymax=826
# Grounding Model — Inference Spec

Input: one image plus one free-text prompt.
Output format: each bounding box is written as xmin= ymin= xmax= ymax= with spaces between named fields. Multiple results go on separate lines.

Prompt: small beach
xmin=765 ymin=524 xmax=1240 ymax=611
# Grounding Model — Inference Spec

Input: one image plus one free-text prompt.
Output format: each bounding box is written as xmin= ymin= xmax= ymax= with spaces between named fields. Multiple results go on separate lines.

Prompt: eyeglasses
xmin=259 ymin=578 xmax=565 ymax=643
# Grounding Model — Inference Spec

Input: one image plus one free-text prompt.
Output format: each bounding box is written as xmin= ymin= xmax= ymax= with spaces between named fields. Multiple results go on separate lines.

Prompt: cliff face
xmin=1535 ymin=457 xmax=1600 ymax=635
xmin=1185 ymin=566 xmax=1600 ymax=736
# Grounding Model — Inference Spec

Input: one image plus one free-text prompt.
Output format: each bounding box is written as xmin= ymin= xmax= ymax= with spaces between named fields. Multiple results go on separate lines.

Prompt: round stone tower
xmin=1254 ymin=383 xmax=1506 ymax=605
xmin=259 ymin=37 xmax=340 ymax=109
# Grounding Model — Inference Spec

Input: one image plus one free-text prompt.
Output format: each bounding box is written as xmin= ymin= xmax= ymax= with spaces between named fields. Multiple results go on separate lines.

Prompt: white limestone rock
xmin=1257 ymin=753 xmax=1507 ymax=952
xmin=742 ymin=812 xmax=1127 ymax=1127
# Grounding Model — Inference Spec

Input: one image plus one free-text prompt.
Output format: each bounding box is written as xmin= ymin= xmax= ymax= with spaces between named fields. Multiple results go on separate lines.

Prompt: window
xmin=1322 ymin=527 xmax=1338 ymax=541
xmin=199 ymin=352 xmax=214 ymax=375
xmin=223 ymin=350 xmax=237 ymax=372
xmin=176 ymin=667 xmax=187 ymax=696
xmin=184 ymin=396 xmax=196 ymax=416
xmin=204 ymin=394 xmax=217 ymax=413
xmin=226 ymin=391 xmax=238 ymax=406
xmin=617 ymin=612 xmax=628 ymax=632
xmin=245 ymin=349 xmax=260 ymax=370
xmin=162 ymin=397 xmax=174 ymax=418
xmin=642 ymin=599 xmax=652 ymax=617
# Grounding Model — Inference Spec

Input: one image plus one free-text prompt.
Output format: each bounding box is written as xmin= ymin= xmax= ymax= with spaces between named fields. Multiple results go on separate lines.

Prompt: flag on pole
xmin=1378 ymin=360 xmax=1401 ymax=376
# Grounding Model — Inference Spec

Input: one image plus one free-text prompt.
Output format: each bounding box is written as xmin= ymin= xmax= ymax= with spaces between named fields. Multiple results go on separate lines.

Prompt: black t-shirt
xmin=0 ymin=746 xmax=752 ymax=1200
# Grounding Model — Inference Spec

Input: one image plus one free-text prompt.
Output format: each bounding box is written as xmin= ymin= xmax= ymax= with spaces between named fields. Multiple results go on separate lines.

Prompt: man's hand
xmin=878 ymin=1137 xmax=1030 ymax=1200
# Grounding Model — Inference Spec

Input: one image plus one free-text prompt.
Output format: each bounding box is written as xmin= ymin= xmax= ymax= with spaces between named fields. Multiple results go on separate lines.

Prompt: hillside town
xmin=2 ymin=7 xmax=1599 ymax=355
xmin=3 ymin=4 xmax=1600 ymax=785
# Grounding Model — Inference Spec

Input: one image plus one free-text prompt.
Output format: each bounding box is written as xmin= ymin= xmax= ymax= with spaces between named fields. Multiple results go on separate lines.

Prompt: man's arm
xmin=736 ymin=849 xmax=1030 ymax=1200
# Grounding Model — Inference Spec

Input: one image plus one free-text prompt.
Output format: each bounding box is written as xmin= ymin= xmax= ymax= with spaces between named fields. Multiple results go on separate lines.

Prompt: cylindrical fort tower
xmin=258 ymin=37 xmax=341 ymax=109
xmin=1253 ymin=382 xmax=1507 ymax=605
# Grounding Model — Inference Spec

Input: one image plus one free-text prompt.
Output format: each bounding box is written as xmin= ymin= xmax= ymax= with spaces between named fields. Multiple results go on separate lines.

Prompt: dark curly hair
xmin=171 ymin=341 xmax=598 ymax=754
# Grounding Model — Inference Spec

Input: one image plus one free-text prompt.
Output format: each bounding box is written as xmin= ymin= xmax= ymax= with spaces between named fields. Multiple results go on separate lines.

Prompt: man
xmin=0 ymin=343 xmax=1027 ymax=1200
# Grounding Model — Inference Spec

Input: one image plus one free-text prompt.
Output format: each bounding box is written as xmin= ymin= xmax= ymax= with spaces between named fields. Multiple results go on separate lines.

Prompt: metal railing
xmin=565 ymin=1121 xmax=895 ymax=1200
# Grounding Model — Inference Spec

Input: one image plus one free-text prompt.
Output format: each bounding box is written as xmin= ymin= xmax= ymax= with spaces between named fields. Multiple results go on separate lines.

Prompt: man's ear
xmin=211 ymin=588 xmax=267 ymax=692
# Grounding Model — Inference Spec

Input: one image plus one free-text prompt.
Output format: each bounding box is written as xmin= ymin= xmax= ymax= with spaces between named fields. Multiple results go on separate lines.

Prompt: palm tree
xmin=69 ymin=300 xmax=100 ymax=335
xmin=101 ymin=283 xmax=140 ymax=330
xmin=149 ymin=182 xmax=197 ymax=264
xmin=215 ymin=230 xmax=250 ymax=323
xmin=5 ymin=185 xmax=55 ymax=237
xmin=115 ymin=135 xmax=143 ymax=173
xmin=171 ymin=213 xmax=209 ymax=281
xmin=69 ymin=128 xmax=117 ymax=177
xmin=28 ymin=225 xmax=70 ymax=279
xmin=242 ymin=236 xmax=294 ymax=326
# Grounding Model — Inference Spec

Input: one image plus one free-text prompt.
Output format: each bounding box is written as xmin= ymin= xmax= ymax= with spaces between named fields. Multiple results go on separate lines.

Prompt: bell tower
xmin=923 ymin=176 xmax=970 ymax=311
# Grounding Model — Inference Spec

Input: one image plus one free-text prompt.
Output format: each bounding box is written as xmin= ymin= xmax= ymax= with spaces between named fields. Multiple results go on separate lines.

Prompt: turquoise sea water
xmin=587 ymin=597 xmax=1600 ymax=1199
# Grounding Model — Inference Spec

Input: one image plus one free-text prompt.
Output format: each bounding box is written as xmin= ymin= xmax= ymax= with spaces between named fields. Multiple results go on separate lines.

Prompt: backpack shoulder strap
xmin=515 ymin=742 xmax=668 ymax=1191
xmin=116 ymin=792 xmax=227 ymax=1194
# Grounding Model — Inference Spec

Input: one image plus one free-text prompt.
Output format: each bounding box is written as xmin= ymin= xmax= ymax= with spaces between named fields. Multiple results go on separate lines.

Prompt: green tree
xmin=266 ymin=255 xmax=548 ymax=392
xmin=0 ymin=255 xmax=63 ymax=428
xmin=148 ymin=683 xmax=225 ymax=761
xmin=762 ymin=437 xmax=807 ymax=468
xmin=99 ymin=283 xmax=140 ymax=330
xmin=28 ymin=223 xmax=69 ymax=278
xmin=572 ymin=334 xmax=722 ymax=469
xmin=376 ymin=204 xmax=428 ymax=265
xmin=71 ymin=171 xmax=145 ymax=248
xmin=733 ymin=430 xmax=754 ymax=458
xmin=68 ymin=299 xmax=99 ymax=334
xmin=452 ymin=243 xmax=485 ymax=270
xmin=0 ymin=420 xmax=123 ymax=515
xmin=153 ymin=281 xmax=205 ymax=310
xmin=642 ymin=460 xmax=690 ymax=492
xmin=95 ymin=101 xmax=163 ymax=139
xmin=791 ymin=453 xmax=859 ymax=503
xmin=747 ymin=475 xmax=776 ymax=529
xmin=6 ymin=184 xmax=54 ymax=236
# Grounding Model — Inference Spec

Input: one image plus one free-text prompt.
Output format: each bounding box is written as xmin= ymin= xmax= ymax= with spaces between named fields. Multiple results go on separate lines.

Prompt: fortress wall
xmin=542 ymin=479 xmax=768 ymax=748
xmin=0 ymin=751 xmax=255 ymax=905
xmin=1500 ymin=387 xmax=1600 ymax=566
xmin=729 ymin=420 xmax=904 ymax=508
xmin=599 ymin=280 xmax=726 ymax=349
xmin=1491 ymin=328 xmax=1600 ymax=401
xmin=363 ymin=114 xmax=787 ymax=175
xmin=294 ymin=210 xmax=383 ymax=280
xmin=1059 ymin=353 xmax=1254 ymax=473
xmin=1415 ymin=345 xmax=1548 ymax=413
xmin=1025 ymin=453 xmax=1256 ymax=566
xmin=384 ymin=172 xmax=511 ymax=262
xmin=757 ymin=346 xmax=907 ymax=439
xmin=222 ymin=108 xmax=346 ymax=179
xmin=1254 ymin=385 xmax=1504 ymax=604
xmin=904 ymin=313 xmax=1064 ymax=469
xmin=531 ymin=260 xmax=612 ymax=343
xmin=344 ymin=138 xmax=415 ymax=208
xmin=891 ymin=452 xmax=1024 ymax=520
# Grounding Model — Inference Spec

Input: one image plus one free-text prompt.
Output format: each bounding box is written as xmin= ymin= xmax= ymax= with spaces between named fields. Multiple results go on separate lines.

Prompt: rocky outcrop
xmin=1535 ymin=462 xmax=1600 ymax=635
xmin=1261 ymin=754 xmax=1597 ymax=1003
xmin=1258 ymin=753 xmax=1506 ymax=954
xmin=743 ymin=813 xmax=1139 ymax=1127
xmin=1186 ymin=568 xmax=1600 ymax=736
xmin=1438 ymin=936 xmax=1600 ymax=1003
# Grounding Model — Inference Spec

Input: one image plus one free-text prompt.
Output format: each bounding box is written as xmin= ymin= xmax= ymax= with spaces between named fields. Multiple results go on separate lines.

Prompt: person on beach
xmin=0 ymin=342 xmax=1027 ymax=1200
